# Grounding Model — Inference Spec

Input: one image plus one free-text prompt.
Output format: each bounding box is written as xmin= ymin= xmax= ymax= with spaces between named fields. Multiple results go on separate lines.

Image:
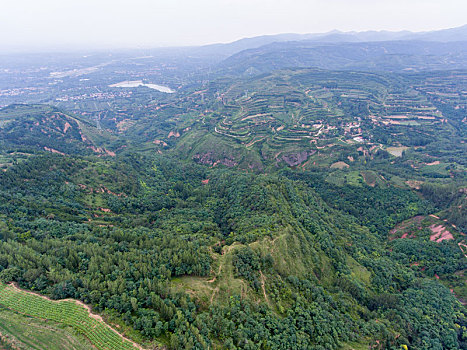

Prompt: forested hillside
xmin=0 ymin=151 xmax=465 ymax=349
xmin=0 ymin=104 xmax=118 ymax=158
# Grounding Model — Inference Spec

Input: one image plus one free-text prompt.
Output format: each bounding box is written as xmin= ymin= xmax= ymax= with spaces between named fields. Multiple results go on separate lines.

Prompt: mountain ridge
xmin=0 ymin=104 xmax=118 ymax=156
xmin=191 ymin=24 xmax=467 ymax=59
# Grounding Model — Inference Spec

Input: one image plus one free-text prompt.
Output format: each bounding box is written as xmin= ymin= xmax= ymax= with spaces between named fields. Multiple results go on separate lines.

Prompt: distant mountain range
xmin=190 ymin=24 xmax=467 ymax=59
xmin=176 ymin=25 xmax=467 ymax=76
xmin=216 ymin=40 xmax=467 ymax=74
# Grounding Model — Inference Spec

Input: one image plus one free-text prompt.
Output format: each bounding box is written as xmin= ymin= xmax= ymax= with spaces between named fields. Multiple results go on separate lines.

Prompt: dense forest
xmin=0 ymin=152 xmax=465 ymax=349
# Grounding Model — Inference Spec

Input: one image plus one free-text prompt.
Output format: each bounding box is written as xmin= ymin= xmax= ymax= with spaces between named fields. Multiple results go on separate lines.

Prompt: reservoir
xmin=109 ymin=80 xmax=175 ymax=93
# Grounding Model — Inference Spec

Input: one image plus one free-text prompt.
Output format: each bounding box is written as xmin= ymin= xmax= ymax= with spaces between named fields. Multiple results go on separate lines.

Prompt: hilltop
xmin=0 ymin=104 xmax=120 ymax=169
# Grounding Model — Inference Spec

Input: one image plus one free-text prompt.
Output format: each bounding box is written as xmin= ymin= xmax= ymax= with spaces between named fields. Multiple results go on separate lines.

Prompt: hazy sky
xmin=1 ymin=0 xmax=466 ymax=51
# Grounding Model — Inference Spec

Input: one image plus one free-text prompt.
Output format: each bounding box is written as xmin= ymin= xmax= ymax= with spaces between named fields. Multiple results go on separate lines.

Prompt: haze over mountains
xmin=193 ymin=24 xmax=467 ymax=58
xmin=126 ymin=24 xmax=467 ymax=77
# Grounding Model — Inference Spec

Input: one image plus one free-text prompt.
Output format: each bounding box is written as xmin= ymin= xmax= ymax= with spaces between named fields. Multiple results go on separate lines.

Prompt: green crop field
xmin=0 ymin=283 xmax=142 ymax=350
xmin=0 ymin=306 xmax=95 ymax=350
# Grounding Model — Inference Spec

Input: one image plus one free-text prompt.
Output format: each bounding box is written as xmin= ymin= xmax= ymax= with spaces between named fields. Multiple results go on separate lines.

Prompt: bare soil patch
xmin=429 ymin=224 xmax=454 ymax=242
xmin=389 ymin=215 xmax=424 ymax=240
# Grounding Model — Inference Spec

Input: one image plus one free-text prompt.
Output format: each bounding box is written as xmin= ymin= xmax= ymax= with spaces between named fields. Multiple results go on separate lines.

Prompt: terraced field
xmin=0 ymin=283 xmax=143 ymax=350
xmin=205 ymin=70 xmax=454 ymax=157
xmin=0 ymin=306 xmax=95 ymax=350
xmin=211 ymin=81 xmax=343 ymax=159
xmin=128 ymin=69 xmax=466 ymax=172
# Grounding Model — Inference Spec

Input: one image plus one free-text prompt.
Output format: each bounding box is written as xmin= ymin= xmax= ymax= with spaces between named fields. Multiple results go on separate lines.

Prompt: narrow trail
xmin=6 ymin=283 xmax=147 ymax=350
xmin=458 ymin=241 xmax=467 ymax=258
xmin=240 ymin=280 xmax=248 ymax=299
xmin=269 ymin=234 xmax=284 ymax=254
xmin=259 ymin=271 xmax=270 ymax=305
xmin=207 ymin=263 xmax=222 ymax=283
xmin=207 ymin=244 xmax=239 ymax=304
xmin=207 ymin=244 xmax=232 ymax=283
xmin=210 ymin=286 xmax=219 ymax=305
xmin=270 ymin=236 xmax=279 ymax=252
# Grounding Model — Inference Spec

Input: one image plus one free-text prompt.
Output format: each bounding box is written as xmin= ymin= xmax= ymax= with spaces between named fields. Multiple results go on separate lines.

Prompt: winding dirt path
xmin=269 ymin=235 xmax=281 ymax=254
xmin=207 ymin=262 xmax=223 ymax=284
xmin=259 ymin=271 xmax=270 ymax=305
xmin=206 ymin=244 xmax=240 ymax=304
xmin=210 ymin=286 xmax=220 ymax=305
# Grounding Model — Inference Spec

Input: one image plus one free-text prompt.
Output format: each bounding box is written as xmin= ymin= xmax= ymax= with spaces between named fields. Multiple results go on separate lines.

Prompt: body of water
xmin=109 ymin=80 xmax=175 ymax=93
